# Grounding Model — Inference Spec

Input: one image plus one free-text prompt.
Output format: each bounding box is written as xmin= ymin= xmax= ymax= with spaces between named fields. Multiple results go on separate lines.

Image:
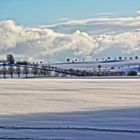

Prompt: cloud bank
xmin=0 ymin=17 xmax=140 ymax=63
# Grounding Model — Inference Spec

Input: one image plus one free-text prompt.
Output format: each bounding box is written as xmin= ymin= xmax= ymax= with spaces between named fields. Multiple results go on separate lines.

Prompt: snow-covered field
xmin=51 ymin=59 xmax=140 ymax=72
xmin=0 ymin=79 xmax=140 ymax=140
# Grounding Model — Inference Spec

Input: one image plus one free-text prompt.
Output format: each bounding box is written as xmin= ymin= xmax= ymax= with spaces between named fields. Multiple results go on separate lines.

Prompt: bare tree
xmin=6 ymin=54 xmax=15 ymax=64
xmin=98 ymin=65 xmax=101 ymax=70
xmin=40 ymin=65 xmax=48 ymax=76
xmin=107 ymin=57 xmax=111 ymax=60
xmin=67 ymin=58 xmax=70 ymax=63
xmin=23 ymin=64 xmax=30 ymax=78
xmin=2 ymin=63 xmax=7 ymax=78
xmin=119 ymin=56 xmax=122 ymax=60
xmin=31 ymin=64 xmax=38 ymax=77
xmin=15 ymin=65 xmax=21 ymax=78
xmin=8 ymin=65 xmax=14 ymax=78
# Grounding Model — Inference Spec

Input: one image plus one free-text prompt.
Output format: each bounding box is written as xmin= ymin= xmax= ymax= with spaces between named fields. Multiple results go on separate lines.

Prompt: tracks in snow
xmin=0 ymin=138 xmax=69 ymax=140
xmin=0 ymin=126 xmax=140 ymax=134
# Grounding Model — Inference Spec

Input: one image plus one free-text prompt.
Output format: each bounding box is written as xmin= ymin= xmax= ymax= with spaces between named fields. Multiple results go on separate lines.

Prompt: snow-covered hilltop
xmin=51 ymin=59 xmax=140 ymax=76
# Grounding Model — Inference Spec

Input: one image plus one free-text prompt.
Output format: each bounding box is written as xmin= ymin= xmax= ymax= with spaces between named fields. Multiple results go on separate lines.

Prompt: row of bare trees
xmin=0 ymin=63 xmax=135 ymax=78
xmin=98 ymin=56 xmax=139 ymax=62
xmin=66 ymin=56 xmax=139 ymax=63
xmin=0 ymin=64 xmax=51 ymax=78
xmin=64 ymin=68 xmax=126 ymax=77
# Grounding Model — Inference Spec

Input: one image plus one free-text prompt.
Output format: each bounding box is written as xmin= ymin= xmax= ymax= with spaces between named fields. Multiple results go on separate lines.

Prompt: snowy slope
xmin=0 ymin=79 xmax=140 ymax=139
xmin=51 ymin=59 xmax=140 ymax=73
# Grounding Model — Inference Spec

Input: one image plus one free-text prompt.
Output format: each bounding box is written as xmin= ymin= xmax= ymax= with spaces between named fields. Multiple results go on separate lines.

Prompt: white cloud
xmin=0 ymin=17 xmax=140 ymax=63
xmin=58 ymin=17 xmax=72 ymax=22
xmin=97 ymin=12 xmax=115 ymax=17
xmin=58 ymin=16 xmax=140 ymax=26
xmin=50 ymin=16 xmax=140 ymax=36
xmin=136 ymin=10 xmax=140 ymax=15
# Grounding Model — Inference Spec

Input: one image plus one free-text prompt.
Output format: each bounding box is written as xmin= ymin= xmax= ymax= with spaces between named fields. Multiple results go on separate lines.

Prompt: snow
xmin=0 ymin=79 xmax=140 ymax=139
xmin=51 ymin=59 xmax=140 ymax=73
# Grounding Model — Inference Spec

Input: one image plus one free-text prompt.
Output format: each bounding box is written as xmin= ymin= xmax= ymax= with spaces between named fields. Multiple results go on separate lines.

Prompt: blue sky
xmin=0 ymin=0 xmax=140 ymax=62
xmin=0 ymin=0 xmax=140 ymax=25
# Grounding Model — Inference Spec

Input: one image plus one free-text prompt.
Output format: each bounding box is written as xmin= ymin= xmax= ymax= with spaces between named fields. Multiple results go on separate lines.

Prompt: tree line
xmin=0 ymin=63 xmax=51 ymax=78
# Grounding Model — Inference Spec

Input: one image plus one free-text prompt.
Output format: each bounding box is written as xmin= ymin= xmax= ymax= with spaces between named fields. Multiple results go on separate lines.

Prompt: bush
xmin=127 ymin=71 xmax=137 ymax=76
